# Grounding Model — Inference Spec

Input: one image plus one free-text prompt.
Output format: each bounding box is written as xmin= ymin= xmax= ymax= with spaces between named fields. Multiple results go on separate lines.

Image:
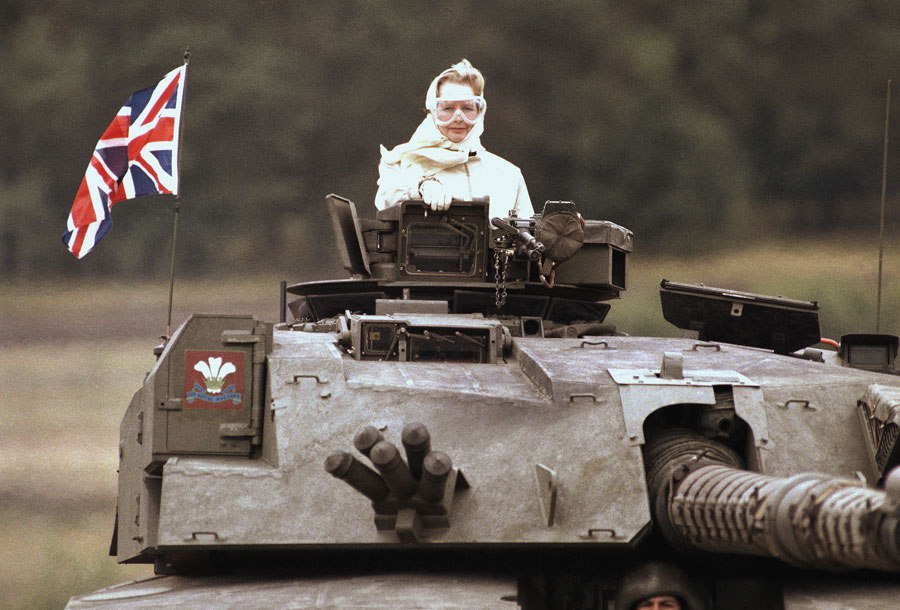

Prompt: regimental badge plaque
xmin=184 ymin=349 xmax=245 ymax=409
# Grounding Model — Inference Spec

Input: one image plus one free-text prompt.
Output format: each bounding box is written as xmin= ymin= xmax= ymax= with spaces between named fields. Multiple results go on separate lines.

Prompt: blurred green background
xmin=3 ymin=1 xmax=900 ymax=279
xmin=4 ymin=2 xmax=900 ymax=609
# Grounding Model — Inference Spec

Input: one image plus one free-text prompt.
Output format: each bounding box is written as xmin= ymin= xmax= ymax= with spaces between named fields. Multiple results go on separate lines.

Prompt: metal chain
xmin=494 ymin=249 xmax=508 ymax=310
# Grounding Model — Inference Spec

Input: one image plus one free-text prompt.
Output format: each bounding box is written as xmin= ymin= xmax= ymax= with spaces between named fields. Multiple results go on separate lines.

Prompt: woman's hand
xmin=419 ymin=178 xmax=452 ymax=211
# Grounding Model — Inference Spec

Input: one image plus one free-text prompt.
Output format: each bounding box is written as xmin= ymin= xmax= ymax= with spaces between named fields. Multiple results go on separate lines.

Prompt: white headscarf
xmin=379 ymin=63 xmax=486 ymax=173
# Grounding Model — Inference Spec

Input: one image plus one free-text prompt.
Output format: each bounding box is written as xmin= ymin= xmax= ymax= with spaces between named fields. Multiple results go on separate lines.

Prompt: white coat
xmin=374 ymin=149 xmax=534 ymax=219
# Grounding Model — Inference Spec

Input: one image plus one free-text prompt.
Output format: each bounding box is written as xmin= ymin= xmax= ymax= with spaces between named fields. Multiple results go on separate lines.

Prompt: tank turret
xmin=68 ymin=198 xmax=900 ymax=610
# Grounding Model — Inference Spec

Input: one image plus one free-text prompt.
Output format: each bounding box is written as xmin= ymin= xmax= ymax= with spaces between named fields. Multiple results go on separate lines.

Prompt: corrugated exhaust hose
xmin=644 ymin=428 xmax=900 ymax=572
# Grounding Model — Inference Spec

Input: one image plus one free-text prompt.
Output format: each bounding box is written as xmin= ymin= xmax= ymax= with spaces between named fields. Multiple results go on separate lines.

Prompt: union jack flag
xmin=63 ymin=65 xmax=186 ymax=258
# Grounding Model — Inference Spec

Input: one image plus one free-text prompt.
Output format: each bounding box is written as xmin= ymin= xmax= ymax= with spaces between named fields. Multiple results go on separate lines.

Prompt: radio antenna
xmin=877 ymin=79 xmax=891 ymax=333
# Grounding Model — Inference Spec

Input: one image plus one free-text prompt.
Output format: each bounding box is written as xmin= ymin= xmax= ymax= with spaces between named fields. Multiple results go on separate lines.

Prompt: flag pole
xmin=165 ymin=48 xmax=191 ymax=339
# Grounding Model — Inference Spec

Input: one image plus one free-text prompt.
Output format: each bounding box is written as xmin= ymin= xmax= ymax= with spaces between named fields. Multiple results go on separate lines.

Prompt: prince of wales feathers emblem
xmin=187 ymin=356 xmax=242 ymax=405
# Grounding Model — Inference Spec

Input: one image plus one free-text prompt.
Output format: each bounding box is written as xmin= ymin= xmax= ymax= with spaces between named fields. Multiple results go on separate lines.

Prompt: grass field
xmin=2 ymin=239 xmax=898 ymax=610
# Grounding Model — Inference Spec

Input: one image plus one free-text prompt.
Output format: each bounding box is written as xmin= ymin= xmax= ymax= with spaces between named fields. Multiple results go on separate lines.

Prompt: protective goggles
xmin=430 ymin=96 xmax=485 ymax=125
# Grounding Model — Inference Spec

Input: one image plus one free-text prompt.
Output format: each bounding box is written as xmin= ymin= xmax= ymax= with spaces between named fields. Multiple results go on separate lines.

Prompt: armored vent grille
xmin=859 ymin=384 xmax=900 ymax=475
xmin=879 ymin=425 xmax=900 ymax=471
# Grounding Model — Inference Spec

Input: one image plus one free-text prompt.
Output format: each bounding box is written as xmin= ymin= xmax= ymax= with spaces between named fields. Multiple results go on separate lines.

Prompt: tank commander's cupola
xmin=283 ymin=196 xmax=633 ymax=340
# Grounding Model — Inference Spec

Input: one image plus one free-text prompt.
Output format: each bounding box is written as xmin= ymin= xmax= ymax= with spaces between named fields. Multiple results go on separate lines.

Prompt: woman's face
xmin=435 ymin=82 xmax=477 ymax=143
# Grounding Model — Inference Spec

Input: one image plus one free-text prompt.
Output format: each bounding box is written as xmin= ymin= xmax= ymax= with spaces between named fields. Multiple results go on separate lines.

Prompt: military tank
xmin=66 ymin=197 xmax=900 ymax=609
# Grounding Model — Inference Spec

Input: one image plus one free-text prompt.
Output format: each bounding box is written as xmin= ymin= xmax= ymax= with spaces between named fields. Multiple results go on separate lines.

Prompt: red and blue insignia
xmin=184 ymin=350 xmax=245 ymax=409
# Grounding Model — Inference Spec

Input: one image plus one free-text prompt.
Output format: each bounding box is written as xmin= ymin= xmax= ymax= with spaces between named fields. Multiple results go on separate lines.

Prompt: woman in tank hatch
xmin=375 ymin=59 xmax=534 ymax=219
